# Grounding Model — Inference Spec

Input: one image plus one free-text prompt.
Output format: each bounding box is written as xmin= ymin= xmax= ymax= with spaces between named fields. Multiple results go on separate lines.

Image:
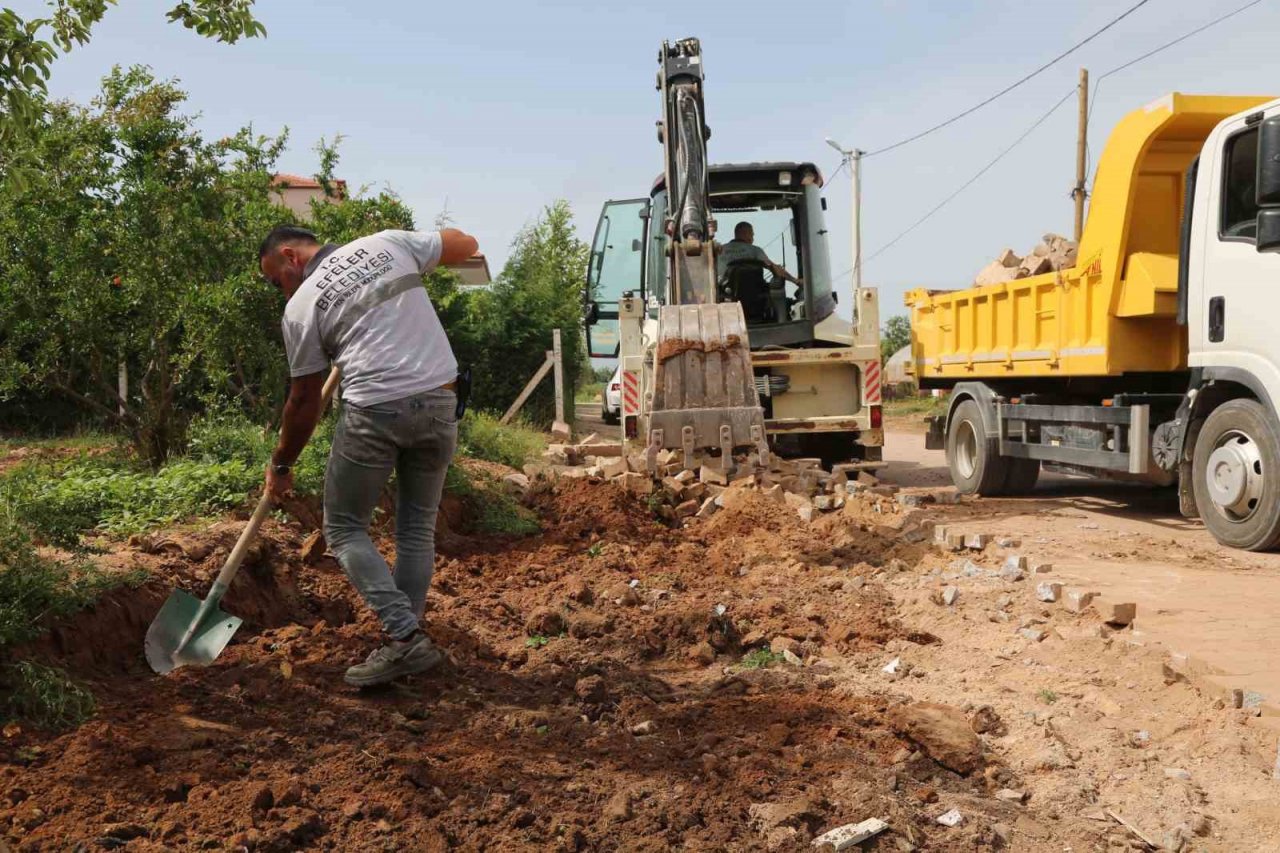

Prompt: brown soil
xmin=655 ymin=335 xmax=744 ymax=363
xmin=2 ymin=476 xmax=1277 ymax=851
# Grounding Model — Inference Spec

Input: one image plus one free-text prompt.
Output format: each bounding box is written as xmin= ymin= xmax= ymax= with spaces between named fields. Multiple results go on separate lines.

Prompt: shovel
xmin=145 ymin=367 xmax=340 ymax=674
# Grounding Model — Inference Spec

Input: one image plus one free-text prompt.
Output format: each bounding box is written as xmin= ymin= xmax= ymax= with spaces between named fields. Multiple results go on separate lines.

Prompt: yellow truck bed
xmin=907 ymin=94 xmax=1272 ymax=382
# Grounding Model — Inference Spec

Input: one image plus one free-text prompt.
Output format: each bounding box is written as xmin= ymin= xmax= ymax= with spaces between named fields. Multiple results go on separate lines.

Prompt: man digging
xmin=258 ymin=224 xmax=478 ymax=687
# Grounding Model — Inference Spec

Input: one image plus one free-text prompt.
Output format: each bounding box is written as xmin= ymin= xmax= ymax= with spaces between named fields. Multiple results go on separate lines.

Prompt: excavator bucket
xmin=649 ymin=302 xmax=769 ymax=469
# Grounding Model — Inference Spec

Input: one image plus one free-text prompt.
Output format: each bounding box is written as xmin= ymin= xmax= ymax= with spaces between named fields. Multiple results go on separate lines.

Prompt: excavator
xmin=584 ymin=38 xmax=882 ymax=469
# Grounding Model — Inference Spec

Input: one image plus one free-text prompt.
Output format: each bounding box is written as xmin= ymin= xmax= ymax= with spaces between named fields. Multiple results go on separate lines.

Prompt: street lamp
xmin=825 ymin=137 xmax=864 ymax=295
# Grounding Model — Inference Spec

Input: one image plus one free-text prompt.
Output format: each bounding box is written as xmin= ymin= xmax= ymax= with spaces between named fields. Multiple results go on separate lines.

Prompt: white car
xmin=602 ymin=366 xmax=622 ymax=425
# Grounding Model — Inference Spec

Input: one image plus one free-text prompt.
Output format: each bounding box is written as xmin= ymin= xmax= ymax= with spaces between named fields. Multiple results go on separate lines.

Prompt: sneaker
xmin=344 ymin=633 xmax=443 ymax=688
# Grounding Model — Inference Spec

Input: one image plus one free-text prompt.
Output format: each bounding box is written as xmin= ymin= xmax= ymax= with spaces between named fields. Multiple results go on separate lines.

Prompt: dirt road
xmin=881 ymin=429 xmax=1280 ymax=720
xmin=2 ymin=430 xmax=1279 ymax=851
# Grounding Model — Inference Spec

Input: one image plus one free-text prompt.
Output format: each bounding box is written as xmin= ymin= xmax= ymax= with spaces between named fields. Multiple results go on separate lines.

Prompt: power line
xmin=835 ymin=88 xmax=1077 ymax=282
xmin=1085 ymin=0 xmax=1264 ymax=182
xmin=862 ymin=0 xmax=1153 ymax=159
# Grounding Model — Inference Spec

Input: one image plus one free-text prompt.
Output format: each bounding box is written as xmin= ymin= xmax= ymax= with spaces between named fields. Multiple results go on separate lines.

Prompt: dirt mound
xmin=2 ymin=478 xmax=986 ymax=851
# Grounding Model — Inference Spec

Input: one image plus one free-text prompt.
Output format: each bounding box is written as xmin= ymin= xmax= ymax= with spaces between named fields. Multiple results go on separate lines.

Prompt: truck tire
xmin=1002 ymin=458 xmax=1040 ymax=494
xmin=946 ymin=399 xmax=1008 ymax=495
xmin=1192 ymin=398 xmax=1280 ymax=551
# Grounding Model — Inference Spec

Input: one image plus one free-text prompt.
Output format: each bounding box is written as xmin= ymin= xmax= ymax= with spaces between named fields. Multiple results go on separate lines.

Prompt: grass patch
xmin=1037 ymin=688 xmax=1059 ymax=705
xmin=2 ymin=402 xmax=540 ymax=547
xmin=5 ymin=457 xmax=260 ymax=547
xmin=0 ymin=507 xmax=143 ymax=648
xmin=525 ymin=634 xmax=550 ymax=649
xmin=737 ymin=649 xmax=785 ymax=670
xmin=3 ymin=661 xmax=95 ymax=731
xmin=457 ymin=412 xmax=545 ymax=469
xmin=883 ymin=395 xmax=947 ymax=418
xmin=445 ymin=466 xmax=540 ymax=536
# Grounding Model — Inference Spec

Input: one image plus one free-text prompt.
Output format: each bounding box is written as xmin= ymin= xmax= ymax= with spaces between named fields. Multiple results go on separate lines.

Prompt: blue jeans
xmin=323 ymin=388 xmax=457 ymax=640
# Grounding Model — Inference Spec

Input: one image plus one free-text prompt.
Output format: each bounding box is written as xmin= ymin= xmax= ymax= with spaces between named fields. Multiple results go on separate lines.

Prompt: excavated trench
xmin=1 ymin=479 xmax=1017 ymax=852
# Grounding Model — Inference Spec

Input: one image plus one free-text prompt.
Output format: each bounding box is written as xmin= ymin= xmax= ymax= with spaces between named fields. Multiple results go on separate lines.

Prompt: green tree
xmin=881 ymin=314 xmax=912 ymax=363
xmin=462 ymin=202 xmax=590 ymax=424
xmin=0 ymin=66 xmax=287 ymax=464
xmin=0 ymin=1 xmax=263 ymax=153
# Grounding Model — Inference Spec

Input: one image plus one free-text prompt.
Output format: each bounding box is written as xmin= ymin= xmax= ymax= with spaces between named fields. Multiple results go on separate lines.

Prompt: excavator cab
xmin=648 ymin=161 xmax=836 ymax=344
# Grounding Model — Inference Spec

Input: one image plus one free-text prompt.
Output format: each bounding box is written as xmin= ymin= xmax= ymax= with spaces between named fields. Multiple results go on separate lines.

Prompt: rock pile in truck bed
xmin=527 ymin=435 xmax=915 ymax=526
xmin=973 ymin=233 xmax=1078 ymax=286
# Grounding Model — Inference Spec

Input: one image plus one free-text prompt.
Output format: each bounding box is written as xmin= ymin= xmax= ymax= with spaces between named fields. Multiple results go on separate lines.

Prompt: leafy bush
xmin=3 ymin=661 xmax=95 ymax=731
xmin=445 ymin=466 xmax=539 ymax=536
xmin=457 ymin=412 xmax=544 ymax=469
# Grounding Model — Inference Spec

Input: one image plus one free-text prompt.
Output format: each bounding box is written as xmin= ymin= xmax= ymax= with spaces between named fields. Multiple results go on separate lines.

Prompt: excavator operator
xmin=715 ymin=221 xmax=804 ymax=289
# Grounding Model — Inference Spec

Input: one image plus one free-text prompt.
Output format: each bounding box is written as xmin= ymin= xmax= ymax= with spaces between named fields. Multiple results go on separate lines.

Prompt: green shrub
xmin=445 ymin=466 xmax=539 ymax=536
xmin=186 ymin=401 xmax=274 ymax=467
xmin=3 ymin=661 xmax=95 ymax=731
xmin=6 ymin=456 xmax=258 ymax=546
xmin=457 ymin=412 xmax=545 ymax=469
xmin=737 ymin=649 xmax=785 ymax=670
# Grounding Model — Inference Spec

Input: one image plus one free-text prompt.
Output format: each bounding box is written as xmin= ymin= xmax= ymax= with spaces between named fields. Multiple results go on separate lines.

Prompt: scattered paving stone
xmin=995 ymin=789 xmax=1028 ymax=804
xmin=961 ymin=561 xmax=983 ymax=578
xmin=1035 ymin=582 xmax=1062 ymax=603
xmin=782 ymin=649 xmax=803 ymax=666
xmin=1000 ymin=562 xmax=1026 ymax=582
xmin=936 ymin=808 xmax=964 ymax=827
xmin=1019 ymin=627 xmax=1047 ymax=642
xmin=810 ymin=818 xmax=890 ymax=850
xmin=1101 ymin=601 xmax=1137 ymax=626
xmin=1164 ymin=767 xmax=1192 ymax=781
xmin=883 ymin=657 xmax=901 ymax=675
xmin=964 ymin=533 xmax=990 ymax=550
xmin=992 ymin=823 xmax=1013 ymax=845
xmin=631 ymin=720 xmax=656 ymax=736
xmin=1031 ymin=561 xmax=1053 ymax=574
xmin=996 ymin=537 xmax=1020 ymax=548
xmin=1063 ymin=589 xmax=1097 ymax=613
xmin=941 ymin=586 xmax=959 ymax=606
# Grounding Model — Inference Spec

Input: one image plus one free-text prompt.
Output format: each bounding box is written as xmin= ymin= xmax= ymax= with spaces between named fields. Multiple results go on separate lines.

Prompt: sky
xmin=16 ymin=0 xmax=1280 ymax=320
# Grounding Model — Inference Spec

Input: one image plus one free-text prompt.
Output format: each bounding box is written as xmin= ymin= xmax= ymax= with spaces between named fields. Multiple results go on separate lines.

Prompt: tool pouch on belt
xmin=455 ymin=367 xmax=472 ymax=420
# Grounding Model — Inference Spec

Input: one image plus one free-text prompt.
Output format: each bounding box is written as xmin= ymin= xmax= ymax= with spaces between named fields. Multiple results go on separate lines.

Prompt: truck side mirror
xmin=1255 ymin=116 xmax=1280 ymax=252
xmin=1257 ymin=116 xmax=1280 ymax=206
xmin=631 ymin=239 xmax=642 ymax=252
xmin=584 ymin=301 xmax=600 ymax=325
xmin=1258 ymin=210 xmax=1280 ymax=253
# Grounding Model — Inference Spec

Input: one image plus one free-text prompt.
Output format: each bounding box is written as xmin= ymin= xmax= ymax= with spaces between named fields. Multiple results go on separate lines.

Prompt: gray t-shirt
xmin=281 ymin=230 xmax=457 ymax=407
xmin=717 ymin=240 xmax=769 ymax=279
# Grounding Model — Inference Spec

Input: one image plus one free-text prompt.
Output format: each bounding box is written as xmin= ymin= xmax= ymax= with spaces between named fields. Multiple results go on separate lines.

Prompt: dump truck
xmin=908 ymin=92 xmax=1280 ymax=551
xmin=585 ymin=38 xmax=883 ymax=469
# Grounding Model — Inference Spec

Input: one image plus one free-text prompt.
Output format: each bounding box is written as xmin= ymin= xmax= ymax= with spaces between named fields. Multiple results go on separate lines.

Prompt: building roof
xmin=271 ymin=173 xmax=348 ymax=194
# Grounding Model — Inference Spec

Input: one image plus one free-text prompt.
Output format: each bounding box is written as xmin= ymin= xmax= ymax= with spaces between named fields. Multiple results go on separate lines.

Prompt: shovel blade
xmin=145 ymin=588 xmax=242 ymax=674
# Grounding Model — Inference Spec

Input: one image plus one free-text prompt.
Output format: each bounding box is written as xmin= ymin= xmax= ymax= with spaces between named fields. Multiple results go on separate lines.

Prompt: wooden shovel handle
xmin=210 ymin=366 xmax=341 ymax=592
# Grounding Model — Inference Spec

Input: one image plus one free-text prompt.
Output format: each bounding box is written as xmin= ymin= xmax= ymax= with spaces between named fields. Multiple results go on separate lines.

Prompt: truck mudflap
xmin=649 ymin=302 xmax=770 ymax=469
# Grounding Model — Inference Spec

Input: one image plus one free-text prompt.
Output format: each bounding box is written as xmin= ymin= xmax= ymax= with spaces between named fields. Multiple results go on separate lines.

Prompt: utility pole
xmin=1073 ymin=67 xmax=1089 ymax=242
xmin=825 ymin=137 xmax=865 ymax=292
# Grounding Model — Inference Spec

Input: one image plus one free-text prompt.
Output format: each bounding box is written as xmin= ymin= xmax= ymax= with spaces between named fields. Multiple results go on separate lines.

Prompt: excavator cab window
xmin=585 ymin=198 xmax=649 ymax=358
xmin=709 ymin=194 xmax=804 ymax=327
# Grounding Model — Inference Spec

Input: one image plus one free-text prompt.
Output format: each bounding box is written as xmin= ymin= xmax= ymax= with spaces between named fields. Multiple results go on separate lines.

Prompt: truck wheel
xmin=947 ymin=399 xmax=1008 ymax=495
xmin=1192 ymin=398 xmax=1280 ymax=551
xmin=1002 ymin=458 xmax=1040 ymax=494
